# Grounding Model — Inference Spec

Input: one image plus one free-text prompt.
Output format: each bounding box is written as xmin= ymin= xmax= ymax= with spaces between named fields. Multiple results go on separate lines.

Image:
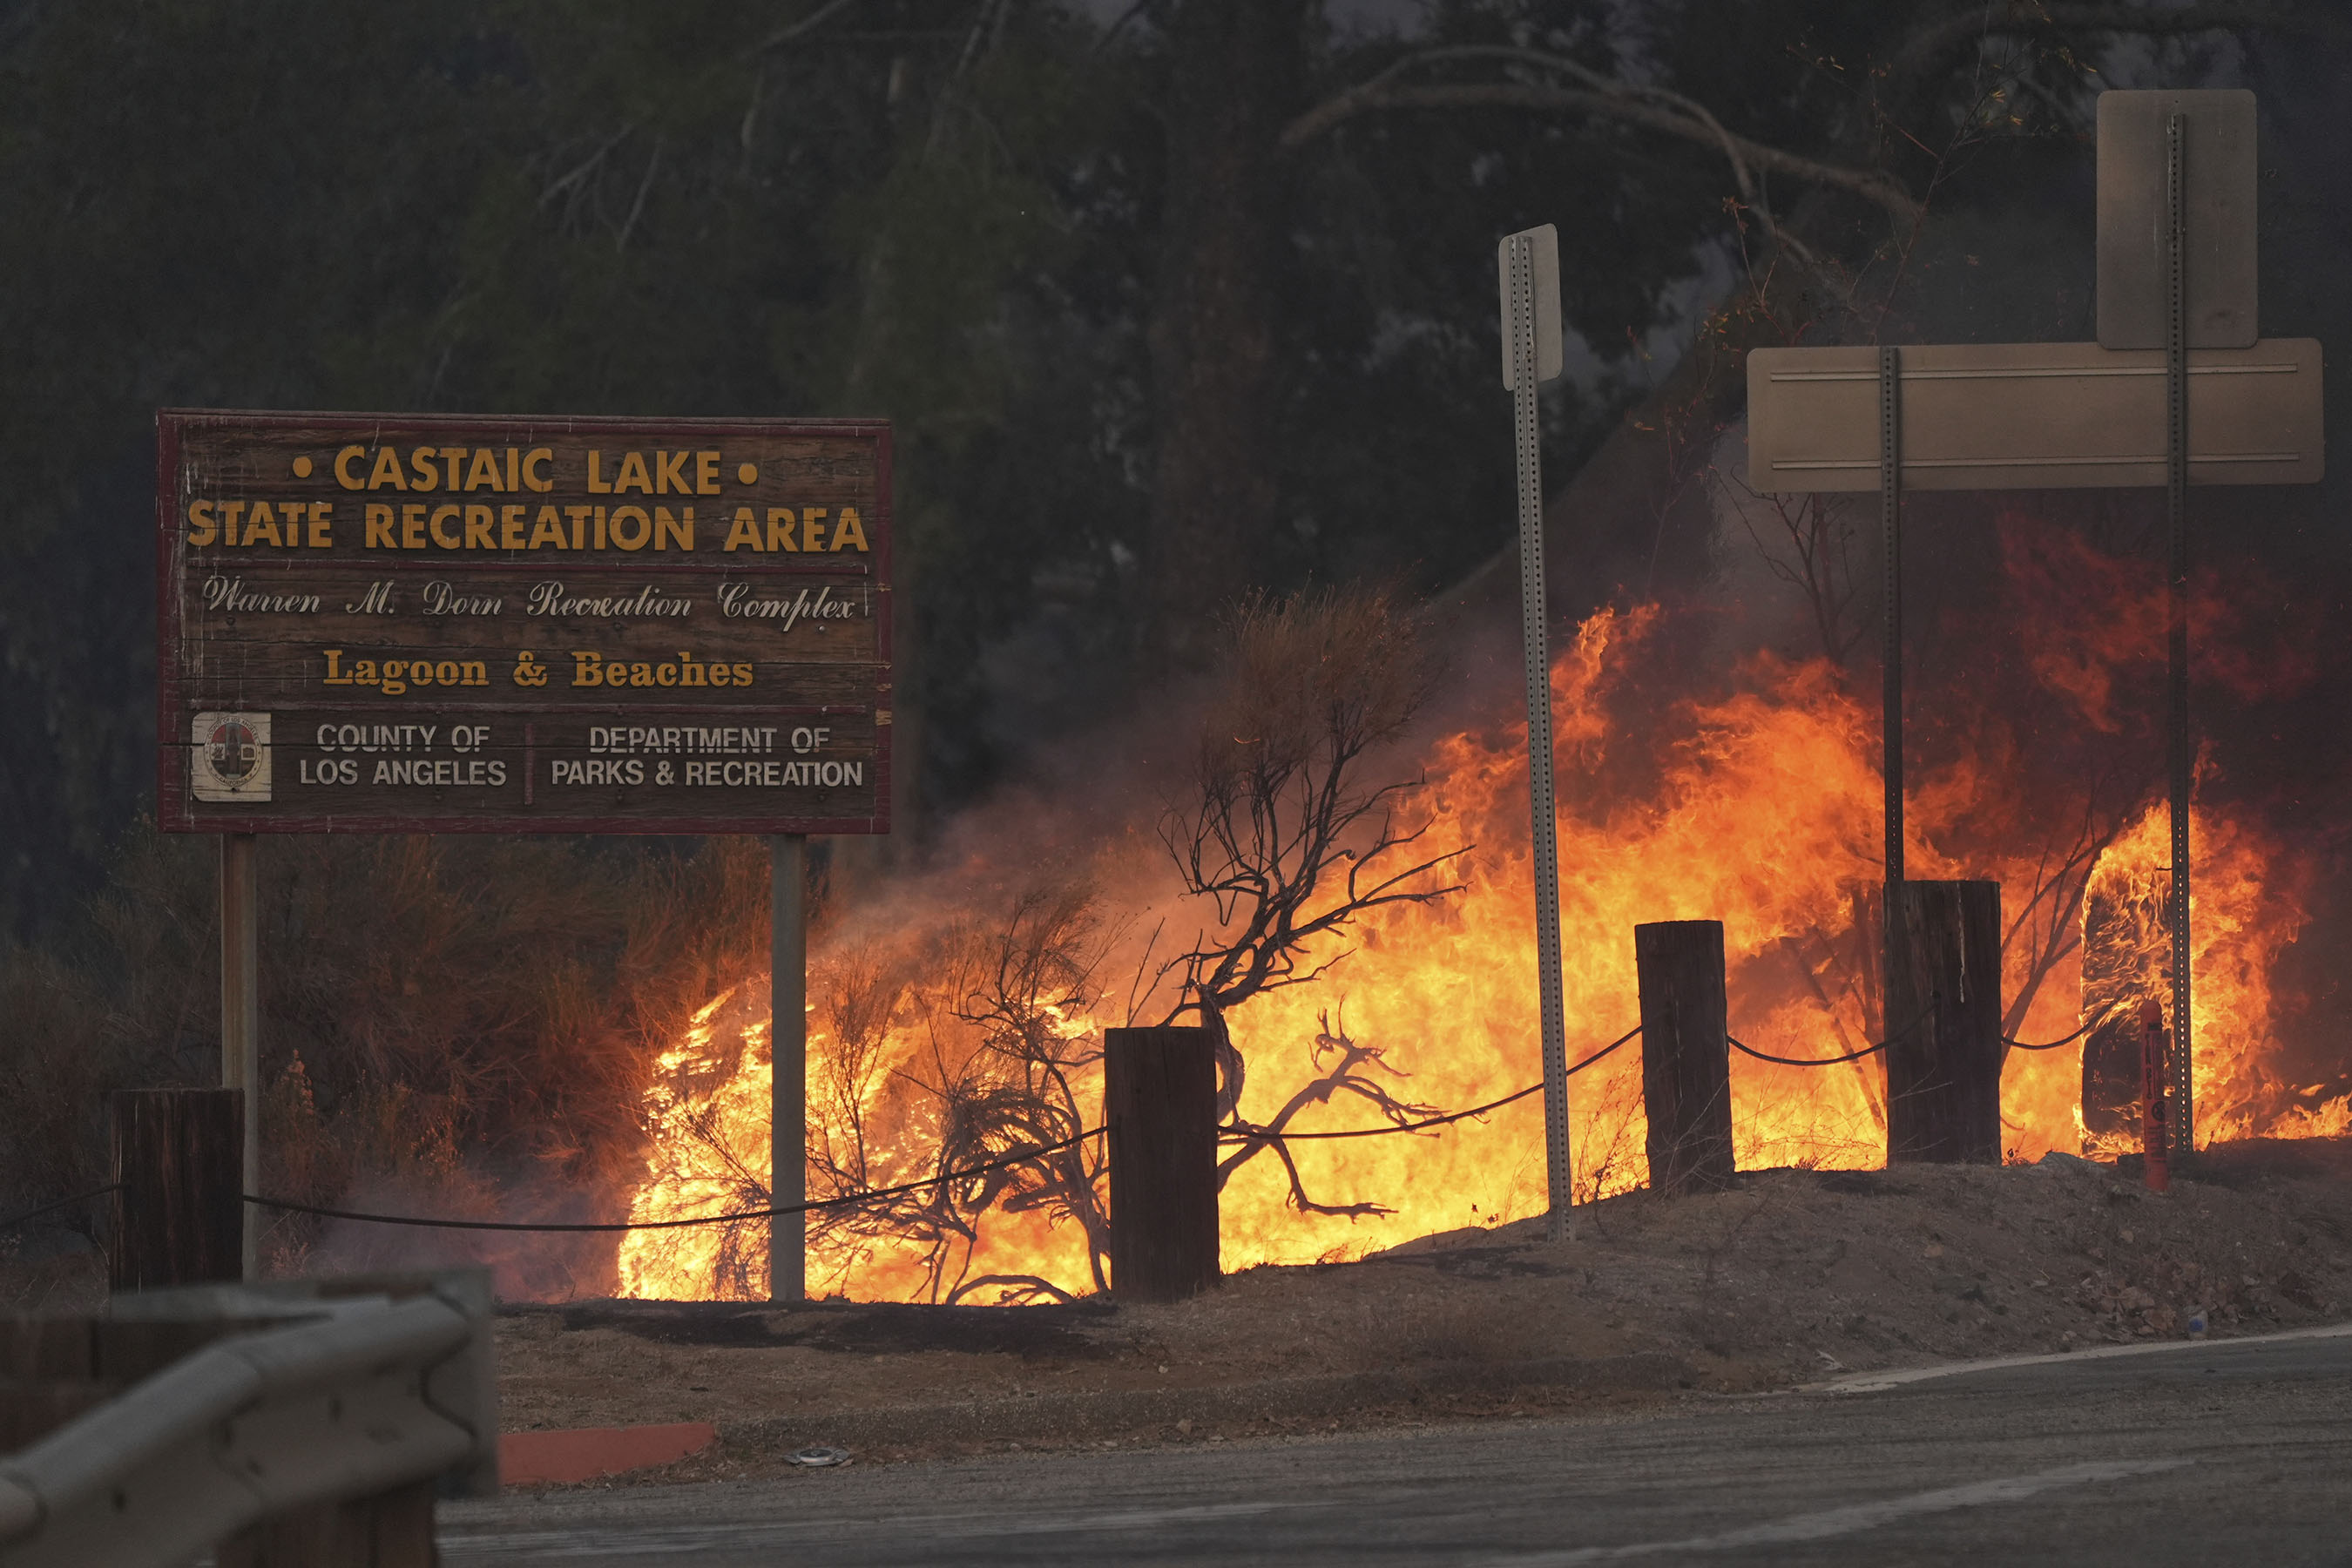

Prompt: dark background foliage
xmin=4 ymin=0 xmax=2349 ymax=1252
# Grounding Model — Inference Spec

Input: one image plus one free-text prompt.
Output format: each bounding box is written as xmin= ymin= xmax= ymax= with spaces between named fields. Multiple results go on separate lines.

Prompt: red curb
xmin=501 ymin=1421 xmax=718 ymax=1484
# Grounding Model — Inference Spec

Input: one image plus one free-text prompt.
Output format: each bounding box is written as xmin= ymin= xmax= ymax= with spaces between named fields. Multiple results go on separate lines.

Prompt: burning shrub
xmin=1153 ymin=583 xmax=1470 ymax=1213
xmin=618 ymin=582 xmax=1474 ymax=1300
xmin=618 ymin=879 xmax=1119 ymax=1304
xmin=612 ymin=527 xmax=2352 ymax=1304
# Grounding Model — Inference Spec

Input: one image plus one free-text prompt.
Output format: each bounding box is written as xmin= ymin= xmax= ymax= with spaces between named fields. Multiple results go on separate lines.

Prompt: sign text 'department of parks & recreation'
xmin=157 ymin=411 xmax=892 ymax=835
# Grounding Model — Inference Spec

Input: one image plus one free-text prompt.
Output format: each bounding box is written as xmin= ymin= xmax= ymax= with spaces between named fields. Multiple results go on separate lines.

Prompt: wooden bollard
xmin=1104 ymin=1025 xmax=1218 ymax=1302
xmin=1885 ymin=881 xmax=2003 ymax=1164
xmin=1635 ymin=920 xmax=1736 ymax=1194
xmin=108 ymin=1088 xmax=245 ymax=1292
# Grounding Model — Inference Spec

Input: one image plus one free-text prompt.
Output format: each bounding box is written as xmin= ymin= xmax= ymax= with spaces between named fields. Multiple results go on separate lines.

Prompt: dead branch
xmin=1156 ymin=585 xmax=1464 ymax=1123
xmin=1154 ymin=584 xmax=1469 ymax=1216
xmin=1217 ymin=1008 xmax=1441 ymax=1214
xmin=802 ymin=882 xmax=1117 ymax=1301
xmin=945 ymin=1273 xmax=1078 ymax=1306
xmin=1721 ymin=479 xmax=1866 ymax=668
xmin=1281 ymin=45 xmax=1923 ymax=225
xmin=1999 ymin=775 xmax=2141 ymax=1040
xmin=1886 ymin=3 xmax=2349 ymax=97
xmin=537 ymin=125 xmax=633 ymax=213
xmin=615 ymin=136 xmax=663 ymax=253
xmin=1256 ymin=1132 xmax=1390 ymax=1221
xmin=753 ymin=0 xmax=868 ymax=55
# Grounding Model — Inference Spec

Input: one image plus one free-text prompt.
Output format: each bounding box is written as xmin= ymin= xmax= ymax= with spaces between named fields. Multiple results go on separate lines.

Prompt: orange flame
xmin=618 ymin=531 xmax=2348 ymax=1301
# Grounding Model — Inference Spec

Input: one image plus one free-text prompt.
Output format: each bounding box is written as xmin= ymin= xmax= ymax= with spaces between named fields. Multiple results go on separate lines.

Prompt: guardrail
xmin=0 ymin=1270 xmax=496 ymax=1568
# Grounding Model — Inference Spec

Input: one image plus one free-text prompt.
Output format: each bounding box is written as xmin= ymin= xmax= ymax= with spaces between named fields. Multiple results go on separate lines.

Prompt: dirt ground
xmin=10 ymin=1138 xmax=2350 ymax=1484
xmin=484 ymin=1137 xmax=2352 ymax=1482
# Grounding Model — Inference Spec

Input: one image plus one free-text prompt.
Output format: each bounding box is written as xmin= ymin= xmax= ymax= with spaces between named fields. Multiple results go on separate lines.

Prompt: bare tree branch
xmin=1281 ymin=45 xmax=1923 ymax=224
xmin=945 ymin=1273 xmax=1077 ymax=1306
xmin=1216 ymin=1008 xmax=1440 ymax=1214
xmin=614 ymin=136 xmax=662 ymax=254
xmin=1998 ymin=773 xmax=2142 ymax=1041
xmin=753 ymin=0 xmax=868 ymax=56
xmin=1888 ymin=2 xmax=2349 ymax=90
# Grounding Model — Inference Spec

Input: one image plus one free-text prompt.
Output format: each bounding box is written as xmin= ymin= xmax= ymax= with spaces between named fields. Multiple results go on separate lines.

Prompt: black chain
xmin=0 ymin=1183 xmax=122 ymax=1233
xmin=2004 ymin=1004 xmax=2130 ymax=1052
xmin=246 ymin=1129 xmax=1098 ymax=1233
xmin=1727 ymin=1005 xmax=1936 ymax=1068
xmin=1218 ymin=1025 xmax=1641 ymax=1144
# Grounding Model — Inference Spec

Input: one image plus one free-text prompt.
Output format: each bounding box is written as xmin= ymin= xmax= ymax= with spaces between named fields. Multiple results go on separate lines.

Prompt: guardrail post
xmin=1885 ymin=880 xmax=2004 ymax=1164
xmin=108 ymin=1088 xmax=244 ymax=1292
xmin=1635 ymin=920 xmax=1735 ymax=1194
xmin=2 ymin=1271 xmax=494 ymax=1565
xmin=1105 ymin=1025 xmax=1218 ymax=1302
xmin=217 ymin=1481 xmax=437 ymax=1567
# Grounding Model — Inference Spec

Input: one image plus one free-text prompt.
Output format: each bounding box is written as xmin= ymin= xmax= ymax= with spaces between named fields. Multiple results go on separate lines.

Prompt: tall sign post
xmin=2163 ymin=114 xmax=2197 ymax=1150
xmin=770 ymin=832 xmax=808 ymax=1301
xmin=1498 ymin=225 xmax=1574 ymax=1235
xmin=219 ymin=832 xmax=259 ymax=1279
xmin=1878 ymin=346 xmax=1905 ymax=973
xmin=158 ymin=410 xmax=893 ymax=1296
xmin=1747 ymin=90 xmax=2320 ymax=1159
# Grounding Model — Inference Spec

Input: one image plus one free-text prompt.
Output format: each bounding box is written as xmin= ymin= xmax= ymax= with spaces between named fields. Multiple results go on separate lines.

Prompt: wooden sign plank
xmin=156 ymin=410 xmax=892 ymax=835
xmin=1744 ymin=339 xmax=2322 ymax=494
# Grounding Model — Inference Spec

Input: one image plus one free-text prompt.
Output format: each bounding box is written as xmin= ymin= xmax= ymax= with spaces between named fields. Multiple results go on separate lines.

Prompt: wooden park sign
xmin=158 ymin=409 xmax=889 ymax=1300
xmin=156 ymin=411 xmax=892 ymax=836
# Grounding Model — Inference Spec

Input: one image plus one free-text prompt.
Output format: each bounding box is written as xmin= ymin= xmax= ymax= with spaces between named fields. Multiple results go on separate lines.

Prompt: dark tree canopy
xmin=1 ymin=0 xmax=2344 ymax=936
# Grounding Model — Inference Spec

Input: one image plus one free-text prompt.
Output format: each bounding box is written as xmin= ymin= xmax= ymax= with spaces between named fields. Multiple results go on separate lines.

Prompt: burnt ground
xmin=483 ymin=1137 xmax=2352 ymax=1484
xmin=10 ymin=1138 xmax=2352 ymax=1485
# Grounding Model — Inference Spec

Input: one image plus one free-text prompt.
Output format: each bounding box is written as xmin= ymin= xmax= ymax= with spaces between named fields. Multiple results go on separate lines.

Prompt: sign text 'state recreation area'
xmin=156 ymin=411 xmax=893 ymax=836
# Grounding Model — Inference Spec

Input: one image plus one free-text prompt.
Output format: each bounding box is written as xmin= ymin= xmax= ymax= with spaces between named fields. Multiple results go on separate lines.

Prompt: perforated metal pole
xmin=770 ymin=834 xmax=808 ymax=1301
xmin=1879 ymin=346 xmax=1905 ymax=1009
xmin=2165 ymin=112 xmax=2195 ymax=1157
xmin=1506 ymin=233 xmax=1574 ymax=1238
xmin=219 ymin=833 xmax=260 ymax=1281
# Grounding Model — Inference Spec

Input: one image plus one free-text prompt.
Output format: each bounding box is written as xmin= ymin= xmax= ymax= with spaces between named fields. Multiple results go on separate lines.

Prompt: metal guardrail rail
xmin=0 ymin=1271 xmax=497 ymax=1568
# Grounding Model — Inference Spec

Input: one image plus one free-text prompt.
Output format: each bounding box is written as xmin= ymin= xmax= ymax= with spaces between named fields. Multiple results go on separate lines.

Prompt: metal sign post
xmin=1878 ymin=346 xmax=1905 ymax=997
xmin=219 ymin=832 xmax=260 ymax=1279
xmin=1498 ymin=225 xmax=1571 ymax=1235
xmin=2163 ymin=112 xmax=2196 ymax=1156
xmin=770 ymin=833 xmax=808 ymax=1302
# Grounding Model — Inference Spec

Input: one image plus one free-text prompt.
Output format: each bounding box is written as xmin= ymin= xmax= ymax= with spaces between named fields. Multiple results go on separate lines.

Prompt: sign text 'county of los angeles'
xmin=157 ymin=410 xmax=892 ymax=835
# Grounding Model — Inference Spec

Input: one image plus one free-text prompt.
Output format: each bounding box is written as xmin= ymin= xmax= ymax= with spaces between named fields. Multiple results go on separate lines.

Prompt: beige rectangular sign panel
xmin=1497 ymin=223 xmax=1564 ymax=389
xmin=1745 ymin=339 xmax=2322 ymax=494
xmin=2097 ymin=88 xmax=2259 ymax=351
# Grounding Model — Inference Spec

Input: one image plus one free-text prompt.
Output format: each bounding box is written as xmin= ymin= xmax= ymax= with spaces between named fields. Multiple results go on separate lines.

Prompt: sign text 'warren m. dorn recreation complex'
xmin=157 ymin=411 xmax=893 ymax=835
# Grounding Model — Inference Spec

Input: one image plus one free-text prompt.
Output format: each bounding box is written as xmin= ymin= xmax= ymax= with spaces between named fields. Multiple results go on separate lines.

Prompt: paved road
xmin=442 ymin=1327 xmax=2352 ymax=1566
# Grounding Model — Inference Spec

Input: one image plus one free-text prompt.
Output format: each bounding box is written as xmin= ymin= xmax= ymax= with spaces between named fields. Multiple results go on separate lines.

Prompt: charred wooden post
xmin=1105 ymin=1025 xmax=1218 ymax=1301
xmin=108 ymin=1088 xmax=245 ymax=1292
xmin=1634 ymin=921 xmax=1735 ymax=1194
xmin=1885 ymin=881 xmax=2004 ymax=1164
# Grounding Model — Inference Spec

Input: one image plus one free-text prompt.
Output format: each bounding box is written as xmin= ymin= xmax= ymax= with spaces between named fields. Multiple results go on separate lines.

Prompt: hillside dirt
xmin=485 ymin=1136 xmax=2352 ymax=1483
xmin=10 ymin=1139 xmax=2348 ymax=1483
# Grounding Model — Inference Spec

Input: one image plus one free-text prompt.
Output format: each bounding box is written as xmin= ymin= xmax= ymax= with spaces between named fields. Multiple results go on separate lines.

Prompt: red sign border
xmin=155 ymin=408 xmax=894 ymax=837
